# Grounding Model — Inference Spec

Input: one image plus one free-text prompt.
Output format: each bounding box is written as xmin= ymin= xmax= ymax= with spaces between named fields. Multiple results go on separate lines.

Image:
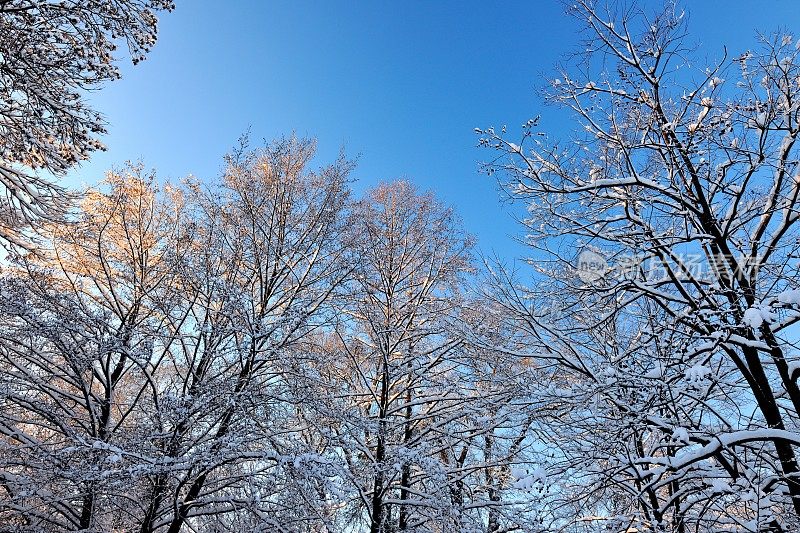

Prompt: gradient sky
xmin=65 ymin=1 xmax=800 ymax=261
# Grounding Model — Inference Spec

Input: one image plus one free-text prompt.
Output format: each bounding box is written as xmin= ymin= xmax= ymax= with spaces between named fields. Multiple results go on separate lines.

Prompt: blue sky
xmin=66 ymin=1 xmax=800 ymax=261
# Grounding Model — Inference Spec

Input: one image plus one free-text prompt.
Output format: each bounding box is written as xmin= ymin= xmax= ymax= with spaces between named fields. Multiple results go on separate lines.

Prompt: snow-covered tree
xmin=0 ymin=136 xmax=356 ymax=532
xmin=480 ymin=1 xmax=800 ymax=531
xmin=293 ymin=182 xmax=541 ymax=532
xmin=324 ymin=181 xmax=476 ymax=531
xmin=0 ymin=166 xmax=185 ymax=531
xmin=0 ymin=0 xmax=174 ymax=248
xmin=138 ymin=136 xmax=353 ymax=532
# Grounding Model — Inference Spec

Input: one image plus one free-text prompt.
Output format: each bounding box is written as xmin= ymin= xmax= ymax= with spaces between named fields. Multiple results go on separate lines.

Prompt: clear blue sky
xmin=66 ymin=1 xmax=800 ymax=261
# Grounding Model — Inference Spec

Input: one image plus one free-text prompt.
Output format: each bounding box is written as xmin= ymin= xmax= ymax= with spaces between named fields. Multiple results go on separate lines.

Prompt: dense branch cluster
xmin=0 ymin=0 xmax=173 ymax=248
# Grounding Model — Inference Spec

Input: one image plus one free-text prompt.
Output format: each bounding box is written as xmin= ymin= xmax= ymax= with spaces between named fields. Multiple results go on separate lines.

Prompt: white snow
xmin=778 ymin=288 xmax=800 ymax=305
xmin=671 ymin=427 xmax=690 ymax=444
xmin=685 ymin=364 xmax=711 ymax=385
xmin=743 ymin=307 xmax=765 ymax=328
